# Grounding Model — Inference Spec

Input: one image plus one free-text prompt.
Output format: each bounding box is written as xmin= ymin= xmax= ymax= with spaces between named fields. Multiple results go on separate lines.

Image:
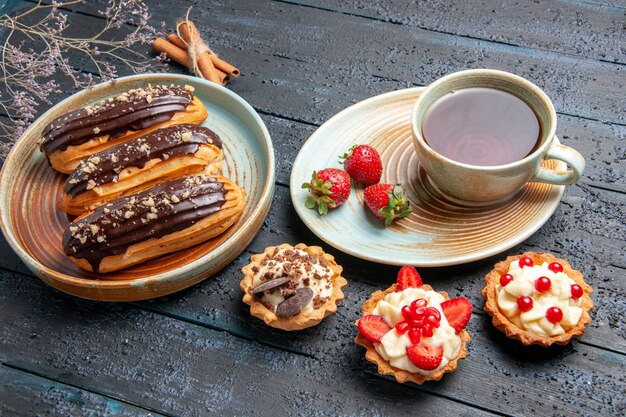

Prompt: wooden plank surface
xmin=0 ymin=365 xmax=166 ymax=417
xmin=1 ymin=187 xmax=624 ymax=416
xmin=0 ymin=0 xmax=624 ymax=416
xmin=166 ymin=0 xmax=624 ymax=125
xmin=0 ymin=269 xmax=503 ymax=417
xmin=13 ymin=0 xmax=626 ymax=124
xmin=289 ymin=0 xmax=626 ymax=64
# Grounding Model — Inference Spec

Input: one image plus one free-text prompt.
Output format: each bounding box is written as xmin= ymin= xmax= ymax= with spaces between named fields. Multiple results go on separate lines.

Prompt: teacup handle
xmin=532 ymin=141 xmax=585 ymax=185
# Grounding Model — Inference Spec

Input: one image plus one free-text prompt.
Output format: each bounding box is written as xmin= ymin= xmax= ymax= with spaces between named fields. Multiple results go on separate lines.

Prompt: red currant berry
xmin=427 ymin=307 xmax=441 ymax=319
xmin=408 ymin=328 xmax=421 ymax=345
xmin=535 ymin=276 xmax=552 ymax=293
xmin=571 ymin=284 xmax=583 ymax=299
xmin=426 ymin=315 xmax=441 ymax=328
xmin=519 ymin=257 xmax=534 ymax=268
xmin=500 ymin=274 xmax=513 ymax=286
xmin=517 ymin=296 xmax=533 ymax=312
xmin=395 ymin=321 xmax=410 ymax=334
xmin=546 ymin=307 xmax=563 ymax=324
xmin=401 ymin=305 xmax=413 ymax=321
xmin=421 ymin=324 xmax=434 ymax=337
xmin=411 ymin=298 xmax=428 ymax=310
xmin=548 ymin=262 xmax=563 ymax=273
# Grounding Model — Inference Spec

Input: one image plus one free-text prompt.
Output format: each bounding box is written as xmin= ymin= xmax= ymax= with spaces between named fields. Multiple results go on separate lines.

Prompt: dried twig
xmin=0 ymin=0 xmax=167 ymax=158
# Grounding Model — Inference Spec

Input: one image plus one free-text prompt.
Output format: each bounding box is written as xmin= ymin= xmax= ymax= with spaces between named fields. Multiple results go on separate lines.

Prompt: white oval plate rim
xmin=0 ymin=73 xmax=275 ymax=289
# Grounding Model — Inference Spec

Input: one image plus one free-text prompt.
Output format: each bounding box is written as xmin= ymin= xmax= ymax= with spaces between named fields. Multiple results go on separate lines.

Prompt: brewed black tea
xmin=422 ymin=88 xmax=540 ymax=166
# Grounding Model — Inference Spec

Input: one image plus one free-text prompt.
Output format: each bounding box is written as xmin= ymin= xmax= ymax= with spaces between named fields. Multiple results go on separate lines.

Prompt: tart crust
xmin=354 ymin=284 xmax=470 ymax=385
xmin=240 ymin=243 xmax=348 ymax=331
xmin=482 ymin=252 xmax=594 ymax=347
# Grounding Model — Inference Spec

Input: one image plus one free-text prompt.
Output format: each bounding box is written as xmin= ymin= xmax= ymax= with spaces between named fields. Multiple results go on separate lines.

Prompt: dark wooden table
xmin=1 ymin=1 xmax=624 ymax=416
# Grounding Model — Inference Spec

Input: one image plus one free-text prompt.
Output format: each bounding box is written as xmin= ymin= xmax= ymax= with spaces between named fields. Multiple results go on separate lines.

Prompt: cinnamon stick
xmin=168 ymin=33 xmax=240 ymax=77
xmin=177 ymin=21 xmax=221 ymax=84
xmin=167 ymin=33 xmax=187 ymax=50
xmin=153 ymin=38 xmax=229 ymax=86
xmin=215 ymin=68 xmax=230 ymax=85
xmin=152 ymin=38 xmax=189 ymax=67
xmin=210 ymin=55 xmax=240 ymax=78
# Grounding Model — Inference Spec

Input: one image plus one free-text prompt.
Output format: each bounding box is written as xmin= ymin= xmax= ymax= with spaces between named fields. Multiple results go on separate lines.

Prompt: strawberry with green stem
xmin=302 ymin=168 xmax=351 ymax=215
xmin=363 ymin=183 xmax=412 ymax=226
xmin=339 ymin=144 xmax=383 ymax=185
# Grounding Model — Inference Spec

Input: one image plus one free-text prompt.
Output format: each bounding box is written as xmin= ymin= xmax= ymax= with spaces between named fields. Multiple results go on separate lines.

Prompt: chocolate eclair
xmin=41 ymin=84 xmax=208 ymax=173
xmin=63 ymin=174 xmax=244 ymax=273
xmin=60 ymin=124 xmax=224 ymax=216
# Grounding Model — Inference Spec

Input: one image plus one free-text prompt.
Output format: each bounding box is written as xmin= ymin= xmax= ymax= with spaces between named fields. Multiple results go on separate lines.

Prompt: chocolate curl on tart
xmin=41 ymin=84 xmax=208 ymax=173
xmin=482 ymin=252 xmax=593 ymax=347
xmin=63 ymin=174 xmax=244 ymax=273
xmin=61 ymin=124 xmax=223 ymax=215
xmin=240 ymin=243 xmax=348 ymax=331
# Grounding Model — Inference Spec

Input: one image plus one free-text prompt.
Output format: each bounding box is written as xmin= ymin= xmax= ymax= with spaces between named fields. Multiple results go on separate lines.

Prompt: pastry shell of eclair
xmin=67 ymin=175 xmax=244 ymax=273
xmin=240 ymin=243 xmax=348 ymax=331
xmin=482 ymin=252 xmax=594 ymax=347
xmin=60 ymin=128 xmax=223 ymax=216
xmin=47 ymin=96 xmax=208 ymax=174
xmin=354 ymin=284 xmax=470 ymax=385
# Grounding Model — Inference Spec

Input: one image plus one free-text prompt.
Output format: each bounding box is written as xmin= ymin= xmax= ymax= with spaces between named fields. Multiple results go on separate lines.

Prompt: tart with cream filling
xmin=240 ymin=243 xmax=347 ymax=331
xmin=482 ymin=252 xmax=593 ymax=346
xmin=355 ymin=266 xmax=471 ymax=384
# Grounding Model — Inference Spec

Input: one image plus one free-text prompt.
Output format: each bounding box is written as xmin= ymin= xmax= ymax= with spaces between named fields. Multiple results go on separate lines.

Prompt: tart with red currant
xmin=355 ymin=266 xmax=471 ymax=384
xmin=482 ymin=252 xmax=593 ymax=347
xmin=240 ymin=243 xmax=347 ymax=331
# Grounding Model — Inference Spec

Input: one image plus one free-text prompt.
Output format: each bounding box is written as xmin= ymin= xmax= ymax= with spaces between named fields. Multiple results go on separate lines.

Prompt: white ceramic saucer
xmin=290 ymin=87 xmax=565 ymax=267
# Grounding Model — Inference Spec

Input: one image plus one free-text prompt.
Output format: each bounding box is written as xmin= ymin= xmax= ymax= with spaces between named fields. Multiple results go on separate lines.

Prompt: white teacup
xmin=411 ymin=69 xmax=585 ymax=204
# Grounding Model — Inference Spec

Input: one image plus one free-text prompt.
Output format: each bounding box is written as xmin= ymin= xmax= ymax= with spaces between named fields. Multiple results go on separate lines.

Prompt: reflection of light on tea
xmin=422 ymin=88 xmax=540 ymax=166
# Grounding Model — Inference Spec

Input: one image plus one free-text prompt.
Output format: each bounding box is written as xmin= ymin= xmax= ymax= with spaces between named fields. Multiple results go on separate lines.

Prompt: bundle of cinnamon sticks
xmin=153 ymin=19 xmax=239 ymax=86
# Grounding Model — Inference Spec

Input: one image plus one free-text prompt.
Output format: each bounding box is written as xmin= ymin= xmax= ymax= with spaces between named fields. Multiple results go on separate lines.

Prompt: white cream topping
xmin=496 ymin=260 xmax=583 ymax=337
xmin=371 ymin=288 xmax=461 ymax=375
xmin=252 ymin=248 xmax=333 ymax=314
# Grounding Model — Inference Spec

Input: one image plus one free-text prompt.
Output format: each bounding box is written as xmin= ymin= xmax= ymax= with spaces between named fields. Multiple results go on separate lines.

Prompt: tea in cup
xmin=411 ymin=69 xmax=585 ymax=204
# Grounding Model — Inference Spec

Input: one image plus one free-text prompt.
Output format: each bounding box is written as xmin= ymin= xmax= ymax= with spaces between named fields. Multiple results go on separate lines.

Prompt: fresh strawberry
xmin=406 ymin=343 xmax=443 ymax=370
xmin=357 ymin=314 xmax=391 ymax=343
xmin=302 ymin=168 xmax=351 ymax=214
xmin=339 ymin=144 xmax=383 ymax=185
xmin=396 ymin=265 xmax=422 ymax=291
xmin=363 ymin=183 xmax=412 ymax=226
xmin=440 ymin=297 xmax=472 ymax=334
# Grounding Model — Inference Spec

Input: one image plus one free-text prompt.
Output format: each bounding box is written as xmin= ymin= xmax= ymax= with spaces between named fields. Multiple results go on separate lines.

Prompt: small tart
xmin=240 ymin=243 xmax=347 ymax=331
xmin=482 ymin=252 xmax=593 ymax=347
xmin=355 ymin=284 xmax=470 ymax=385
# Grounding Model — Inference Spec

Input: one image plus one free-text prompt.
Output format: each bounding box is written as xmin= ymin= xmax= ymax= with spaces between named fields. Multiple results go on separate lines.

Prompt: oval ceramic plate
xmin=290 ymin=87 xmax=564 ymax=267
xmin=0 ymin=74 xmax=275 ymax=301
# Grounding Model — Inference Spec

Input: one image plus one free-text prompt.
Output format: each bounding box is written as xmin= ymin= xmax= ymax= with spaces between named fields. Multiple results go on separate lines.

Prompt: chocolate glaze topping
xmin=41 ymin=84 xmax=195 ymax=154
xmin=63 ymin=175 xmax=226 ymax=272
xmin=65 ymin=124 xmax=222 ymax=196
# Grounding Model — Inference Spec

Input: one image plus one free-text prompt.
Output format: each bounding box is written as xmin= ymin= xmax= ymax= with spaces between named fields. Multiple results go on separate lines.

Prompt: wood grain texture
xmin=15 ymin=0 xmax=624 ymax=125
xmin=0 ymin=269 xmax=501 ymax=417
xmin=0 ymin=365 xmax=166 ymax=417
xmin=141 ymin=0 xmax=625 ymax=125
xmin=289 ymin=0 xmax=626 ymax=64
xmin=1 ymin=186 xmax=625 ymax=415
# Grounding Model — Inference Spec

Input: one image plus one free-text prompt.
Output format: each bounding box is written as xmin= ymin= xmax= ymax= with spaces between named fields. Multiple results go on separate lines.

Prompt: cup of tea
xmin=411 ymin=69 xmax=585 ymax=204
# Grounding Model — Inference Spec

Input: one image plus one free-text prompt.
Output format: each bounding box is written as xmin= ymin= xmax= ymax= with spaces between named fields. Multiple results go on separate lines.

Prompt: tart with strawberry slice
xmin=355 ymin=266 xmax=471 ymax=384
xmin=482 ymin=252 xmax=593 ymax=347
